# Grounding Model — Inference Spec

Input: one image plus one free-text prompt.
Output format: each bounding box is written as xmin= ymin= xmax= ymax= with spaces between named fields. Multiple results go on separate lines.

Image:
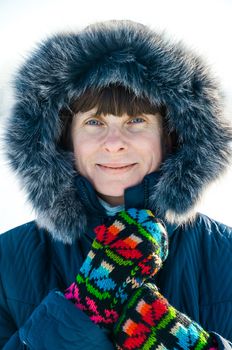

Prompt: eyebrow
xmin=77 ymin=112 xmax=149 ymax=121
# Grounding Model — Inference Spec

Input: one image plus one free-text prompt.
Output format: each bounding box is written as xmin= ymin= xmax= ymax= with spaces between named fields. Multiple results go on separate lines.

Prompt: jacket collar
xmin=74 ymin=171 xmax=178 ymax=238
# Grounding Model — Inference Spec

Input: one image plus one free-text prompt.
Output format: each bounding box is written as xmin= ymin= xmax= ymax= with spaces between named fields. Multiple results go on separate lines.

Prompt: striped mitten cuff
xmin=114 ymin=283 xmax=218 ymax=350
xmin=65 ymin=209 xmax=168 ymax=329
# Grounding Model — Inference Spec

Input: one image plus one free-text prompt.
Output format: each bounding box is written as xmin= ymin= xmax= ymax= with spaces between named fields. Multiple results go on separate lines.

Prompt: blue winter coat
xmin=0 ymin=172 xmax=232 ymax=349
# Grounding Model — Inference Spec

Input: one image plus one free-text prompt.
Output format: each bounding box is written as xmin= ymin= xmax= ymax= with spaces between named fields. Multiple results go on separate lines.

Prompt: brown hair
xmin=58 ymin=84 xmax=175 ymax=154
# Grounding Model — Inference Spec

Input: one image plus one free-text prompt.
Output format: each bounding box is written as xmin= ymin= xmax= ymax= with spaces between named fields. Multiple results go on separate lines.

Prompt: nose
xmin=103 ymin=127 xmax=128 ymax=153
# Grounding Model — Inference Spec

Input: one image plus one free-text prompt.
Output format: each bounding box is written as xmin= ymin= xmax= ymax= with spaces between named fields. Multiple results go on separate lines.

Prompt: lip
xmin=98 ymin=163 xmax=137 ymax=168
xmin=96 ymin=163 xmax=137 ymax=174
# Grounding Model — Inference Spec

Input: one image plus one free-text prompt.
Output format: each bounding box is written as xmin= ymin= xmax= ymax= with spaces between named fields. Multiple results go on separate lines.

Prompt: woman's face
xmin=71 ymin=107 xmax=163 ymax=205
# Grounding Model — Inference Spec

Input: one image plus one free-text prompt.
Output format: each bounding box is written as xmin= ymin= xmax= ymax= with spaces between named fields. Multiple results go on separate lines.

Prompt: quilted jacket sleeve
xmin=0 ymin=290 xmax=114 ymax=350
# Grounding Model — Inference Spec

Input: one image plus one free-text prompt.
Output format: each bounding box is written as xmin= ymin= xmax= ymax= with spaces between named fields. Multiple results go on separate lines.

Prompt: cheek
xmin=141 ymin=133 xmax=163 ymax=160
xmin=72 ymin=134 xmax=97 ymax=171
xmin=154 ymin=137 xmax=163 ymax=157
xmin=142 ymin=136 xmax=163 ymax=173
xmin=72 ymin=135 xmax=86 ymax=168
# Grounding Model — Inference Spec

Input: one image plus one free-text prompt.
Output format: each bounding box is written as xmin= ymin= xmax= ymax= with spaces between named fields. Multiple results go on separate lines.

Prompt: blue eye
xmin=128 ymin=117 xmax=145 ymax=124
xmin=86 ymin=119 xmax=103 ymax=126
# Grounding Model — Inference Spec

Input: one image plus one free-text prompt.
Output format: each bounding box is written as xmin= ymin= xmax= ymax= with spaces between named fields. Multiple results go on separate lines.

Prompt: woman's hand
xmin=65 ymin=208 xmax=169 ymax=329
xmin=113 ymin=283 xmax=218 ymax=350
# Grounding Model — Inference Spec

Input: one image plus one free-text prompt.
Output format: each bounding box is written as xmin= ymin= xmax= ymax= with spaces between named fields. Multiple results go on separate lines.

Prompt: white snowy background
xmin=0 ymin=0 xmax=232 ymax=233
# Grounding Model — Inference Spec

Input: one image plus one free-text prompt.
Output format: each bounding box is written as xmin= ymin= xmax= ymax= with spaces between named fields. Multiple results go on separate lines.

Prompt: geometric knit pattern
xmin=114 ymin=283 xmax=218 ymax=350
xmin=65 ymin=209 xmax=168 ymax=329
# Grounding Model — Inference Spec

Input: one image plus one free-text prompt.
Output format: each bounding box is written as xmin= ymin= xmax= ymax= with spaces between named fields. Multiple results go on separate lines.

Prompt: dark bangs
xmin=59 ymin=84 xmax=167 ymax=151
xmin=70 ymin=84 xmax=164 ymax=116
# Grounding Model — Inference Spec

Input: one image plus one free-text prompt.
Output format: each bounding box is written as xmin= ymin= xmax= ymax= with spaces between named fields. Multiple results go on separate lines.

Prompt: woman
xmin=0 ymin=20 xmax=231 ymax=349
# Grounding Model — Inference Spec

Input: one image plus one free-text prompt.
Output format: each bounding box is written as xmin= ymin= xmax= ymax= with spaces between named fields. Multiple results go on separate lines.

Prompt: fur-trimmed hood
xmin=4 ymin=19 xmax=232 ymax=243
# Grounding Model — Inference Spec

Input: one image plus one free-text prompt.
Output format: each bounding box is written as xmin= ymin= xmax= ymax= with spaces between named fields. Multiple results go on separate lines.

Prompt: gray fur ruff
xmin=4 ymin=19 xmax=232 ymax=243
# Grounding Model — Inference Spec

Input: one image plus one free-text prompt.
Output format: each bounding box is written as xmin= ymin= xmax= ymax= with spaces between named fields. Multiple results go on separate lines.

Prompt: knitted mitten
xmin=65 ymin=209 xmax=168 ymax=329
xmin=114 ymin=283 xmax=218 ymax=350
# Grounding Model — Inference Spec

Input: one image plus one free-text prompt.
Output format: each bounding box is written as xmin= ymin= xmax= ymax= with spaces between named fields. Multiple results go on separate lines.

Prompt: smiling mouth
xmin=96 ymin=163 xmax=137 ymax=172
xmin=97 ymin=163 xmax=136 ymax=169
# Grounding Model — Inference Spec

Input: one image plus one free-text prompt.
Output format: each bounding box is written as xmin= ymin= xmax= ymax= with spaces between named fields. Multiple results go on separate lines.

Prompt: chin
xmin=100 ymin=190 xmax=124 ymax=197
xmin=94 ymin=177 xmax=144 ymax=196
xmin=99 ymin=183 xmax=137 ymax=197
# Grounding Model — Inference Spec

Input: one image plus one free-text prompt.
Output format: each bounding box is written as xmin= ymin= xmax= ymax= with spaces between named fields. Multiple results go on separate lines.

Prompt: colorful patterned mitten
xmin=65 ymin=209 xmax=168 ymax=329
xmin=114 ymin=283 xmax=218 ymax=350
